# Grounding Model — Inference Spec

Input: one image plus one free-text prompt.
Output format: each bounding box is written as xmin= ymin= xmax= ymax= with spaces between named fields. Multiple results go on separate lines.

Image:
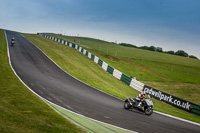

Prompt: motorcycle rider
xmin=11 ymin=38 xmax=15 ymax=46
xmin=11 ymin=38 xmax=15 ymax=42
xmin=135 ymin=91 xmax=146 ymax=108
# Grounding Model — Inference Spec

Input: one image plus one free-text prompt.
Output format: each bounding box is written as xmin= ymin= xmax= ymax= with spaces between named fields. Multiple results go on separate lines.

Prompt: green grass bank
xmin=23 ymin=33 xmax=200 ymax=124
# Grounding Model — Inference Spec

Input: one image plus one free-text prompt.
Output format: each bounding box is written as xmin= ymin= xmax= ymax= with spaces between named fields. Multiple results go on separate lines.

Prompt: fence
xmin=38 ymin=33 xmax=200 ymax=116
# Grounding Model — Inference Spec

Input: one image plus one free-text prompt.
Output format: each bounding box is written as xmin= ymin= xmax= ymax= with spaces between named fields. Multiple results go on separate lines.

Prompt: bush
xmin=156 ymin=47 xmax=163 ymax=52
xmin=166 ymin=51 xmax=175 ymax=55
xmin=119 ymin=43 xmax=138 ymax=48
xmin=175 ymin=50 xmax=188 ymax=57
xmin=189 ymin=55 xmax=199 ymax=60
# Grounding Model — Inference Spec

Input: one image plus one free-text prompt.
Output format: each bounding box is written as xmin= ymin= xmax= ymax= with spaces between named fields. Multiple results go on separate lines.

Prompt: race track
xmin=6 ymin=30 xmax=200 ymax=133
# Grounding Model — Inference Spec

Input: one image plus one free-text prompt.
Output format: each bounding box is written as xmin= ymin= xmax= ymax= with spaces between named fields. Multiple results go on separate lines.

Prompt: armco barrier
xmin=107 ymin=65 xmax=114 ymax=75
xmin=102 ymin=62 xmax=108 ymax=71
xmin=38 ymin=33 xmax=200 ymax=116
xmin=191 ymin=103 xmax=200 ymax=116
xmin=120 ymin=74 xmax=132 ymax=86
xmin=98 ymin=59 xmax=103 ymax=67
xmin=113 ymin=69 xmax=122 ymax=80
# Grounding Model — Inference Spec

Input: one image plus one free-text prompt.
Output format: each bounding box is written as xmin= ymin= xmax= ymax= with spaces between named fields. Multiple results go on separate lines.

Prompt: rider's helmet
xmin=141 ymin=91 xmax=145 ymax=96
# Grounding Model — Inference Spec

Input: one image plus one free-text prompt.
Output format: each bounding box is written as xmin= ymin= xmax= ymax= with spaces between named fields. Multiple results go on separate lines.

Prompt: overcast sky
xmin=0 ymin=0 xmax=200 ymax=58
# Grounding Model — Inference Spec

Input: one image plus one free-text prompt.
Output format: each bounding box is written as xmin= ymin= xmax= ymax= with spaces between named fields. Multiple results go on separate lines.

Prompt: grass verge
xmin=23 ymin=33 xmax=200 ymax=124
xmin=45 ymin=100 xmax=133 ymax=133
xmin=0 ymin=29 xmax=84 ymax=133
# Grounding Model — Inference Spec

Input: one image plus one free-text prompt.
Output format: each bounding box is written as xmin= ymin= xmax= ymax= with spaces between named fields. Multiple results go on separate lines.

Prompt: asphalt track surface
xmin=6 ymin=30 xmax=200 ymax=133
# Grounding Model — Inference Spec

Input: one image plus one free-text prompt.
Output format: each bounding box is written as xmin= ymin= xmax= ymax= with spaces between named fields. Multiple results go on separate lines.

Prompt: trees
xmin=156 ymin=47 xmax=163 ymax=52
xmin=119 ymin=43 xmax=138 ymax=48
xmin=175 ymin=50 xmax=189 ymax=57
xmin=166 ymin=51 xmax=175 ymax=55
xmin=139 ymin=46 xmax=149 ymax=50
xmin=149 ymin=46 xmax=156 ymax=51
xmin=119 ymin=43 xmax=198 ymax=59
xmin=189 ymin=55 xmax=198 ymax=59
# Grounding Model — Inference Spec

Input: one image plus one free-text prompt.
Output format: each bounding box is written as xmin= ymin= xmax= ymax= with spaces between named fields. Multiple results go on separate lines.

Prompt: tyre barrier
xmin=38 ymin=33 xmax=200 ymax=116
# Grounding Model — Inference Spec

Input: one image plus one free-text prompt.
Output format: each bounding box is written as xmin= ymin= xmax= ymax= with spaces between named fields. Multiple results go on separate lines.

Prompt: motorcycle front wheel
xmin=145 ymin=107 xmax=153 ymax=115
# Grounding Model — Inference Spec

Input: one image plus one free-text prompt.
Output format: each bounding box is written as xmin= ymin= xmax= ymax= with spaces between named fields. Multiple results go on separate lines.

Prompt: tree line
xmin=119 ymin=43 xmax=198 ymax=60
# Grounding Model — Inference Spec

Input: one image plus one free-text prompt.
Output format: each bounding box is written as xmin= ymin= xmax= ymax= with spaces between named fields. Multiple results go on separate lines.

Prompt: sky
xmin=0 ymin=0 xmax=200 ymax=58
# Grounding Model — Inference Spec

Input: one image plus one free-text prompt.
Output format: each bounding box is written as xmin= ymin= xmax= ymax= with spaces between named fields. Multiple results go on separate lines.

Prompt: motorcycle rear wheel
xmin=124 ymin=101 xmax=131 ymax=109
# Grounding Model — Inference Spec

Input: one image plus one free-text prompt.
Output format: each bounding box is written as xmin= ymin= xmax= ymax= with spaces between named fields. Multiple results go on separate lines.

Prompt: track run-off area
xmin=5 ymin=30 xmax=200 ymax=133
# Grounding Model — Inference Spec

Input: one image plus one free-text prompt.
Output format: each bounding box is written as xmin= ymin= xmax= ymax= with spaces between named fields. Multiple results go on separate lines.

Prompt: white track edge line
xmin=154 ymin=111 xmax=200 ymax=126
xmin=5 ymin=31 xmax=136 ymax=133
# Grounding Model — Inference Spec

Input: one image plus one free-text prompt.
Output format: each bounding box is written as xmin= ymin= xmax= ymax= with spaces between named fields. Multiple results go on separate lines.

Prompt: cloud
xmin=0 ymin=0 xmax=200 ymax=58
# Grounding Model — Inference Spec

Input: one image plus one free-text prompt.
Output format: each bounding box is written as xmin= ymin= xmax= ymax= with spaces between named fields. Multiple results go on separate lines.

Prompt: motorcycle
xmin=11 ymin=38 xmax=15 ymax=47
xmin=124 ymin=95 xmax=154 ymax=115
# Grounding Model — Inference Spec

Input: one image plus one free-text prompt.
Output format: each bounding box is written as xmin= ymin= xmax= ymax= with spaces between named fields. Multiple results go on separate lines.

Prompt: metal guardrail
xmin=191 ymin=103 xmax=200 ymax=116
